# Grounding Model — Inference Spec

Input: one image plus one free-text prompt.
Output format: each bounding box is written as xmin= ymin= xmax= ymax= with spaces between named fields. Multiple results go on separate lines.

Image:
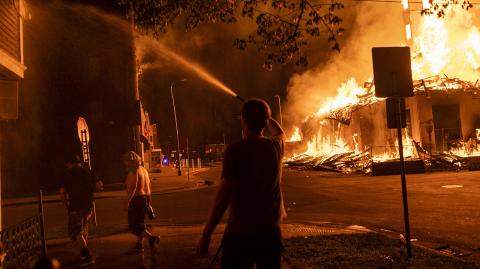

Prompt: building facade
xmin=0 ymin=0 xmax=28 ymax=120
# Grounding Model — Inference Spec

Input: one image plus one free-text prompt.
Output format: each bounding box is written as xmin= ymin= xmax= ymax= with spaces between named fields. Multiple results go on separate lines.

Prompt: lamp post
xmin=274 ymin=95 xmax=283 ymax=126
xmin=170 ymin=79 xmax=186 ymax=176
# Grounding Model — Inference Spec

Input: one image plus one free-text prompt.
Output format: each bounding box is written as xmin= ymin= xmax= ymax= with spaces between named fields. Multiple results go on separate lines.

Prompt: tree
xmin=421 ymin=0 xmax=473 ymax=17
xmin=120 ymin=0 xmax=345 ymax=70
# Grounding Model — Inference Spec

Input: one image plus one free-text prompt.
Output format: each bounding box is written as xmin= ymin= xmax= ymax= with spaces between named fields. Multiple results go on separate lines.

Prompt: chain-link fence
xmin=1 ymin=216 xmax=42 ymax=269
xmin=0 ymin=191 xmax=47 ymax=269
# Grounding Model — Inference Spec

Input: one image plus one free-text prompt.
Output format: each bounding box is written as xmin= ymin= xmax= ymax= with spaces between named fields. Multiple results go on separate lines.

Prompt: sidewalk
xmin=47 ymin=222 xmax=362 ymax=269
xmin=47 ymin=221 xmax=480 ymax=269
xmin=3 ymin=166 xmax=209 ymax=207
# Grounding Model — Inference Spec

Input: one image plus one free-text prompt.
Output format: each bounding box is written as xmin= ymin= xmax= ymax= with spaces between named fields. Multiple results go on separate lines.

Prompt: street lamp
xmin=274 ymin=95 xmax=283 ymax=126
xmin=171 ymin=79 xmax=186 ymax=176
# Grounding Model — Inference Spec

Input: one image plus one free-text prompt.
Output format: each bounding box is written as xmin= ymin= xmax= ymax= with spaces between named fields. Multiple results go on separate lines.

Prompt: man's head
xmin=241 ymin=98 xmax=271 ymax=135
xmin=123 ymin=151 xmax=142 ymax=171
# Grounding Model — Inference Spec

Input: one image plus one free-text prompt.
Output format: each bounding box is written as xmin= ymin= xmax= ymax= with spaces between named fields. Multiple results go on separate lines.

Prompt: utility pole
xmin=130 ymin=3 xmax=142 ymax=156
xmin=187 ymin=137 xmax=190 ymax=181
xmin=170 ymin=79 xmax=186 ymax=176
xmin=171 ymin=82 xmax=182 ymax=176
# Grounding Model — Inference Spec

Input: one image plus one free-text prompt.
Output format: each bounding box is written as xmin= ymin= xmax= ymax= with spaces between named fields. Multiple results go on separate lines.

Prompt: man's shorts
xmin=128 ymin=196 xmax=149 ymax=236
xmin=68 ymin=208 xmax=92 ymax=241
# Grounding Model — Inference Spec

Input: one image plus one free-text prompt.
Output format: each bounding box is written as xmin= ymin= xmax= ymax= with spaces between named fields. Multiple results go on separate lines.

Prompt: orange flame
xmin=287 ymin=127 xmax=302 ymax=142
xmin=411 ymin=6 xmax=480 ymax=81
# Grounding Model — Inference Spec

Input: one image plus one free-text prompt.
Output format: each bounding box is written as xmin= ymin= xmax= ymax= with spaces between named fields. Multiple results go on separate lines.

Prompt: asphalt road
xmin=281 ymin=169 xmax=480 ymax=251
xmin=4 ymin=167 xmax=480 ymax=252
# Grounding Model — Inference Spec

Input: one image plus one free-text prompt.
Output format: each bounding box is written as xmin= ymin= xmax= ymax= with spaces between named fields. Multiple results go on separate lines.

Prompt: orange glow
xmin=302 ymin=133 xmax=358 ymax=158
xmin=287 ymin=127 xmax=302 ymax=142
xmin=314 ymin=78 xmax=372 ymax=116
xmin=411 ymin=6 xmax=480 ymax=81
xmin=372 ymin=130 xmax=416 ymax=162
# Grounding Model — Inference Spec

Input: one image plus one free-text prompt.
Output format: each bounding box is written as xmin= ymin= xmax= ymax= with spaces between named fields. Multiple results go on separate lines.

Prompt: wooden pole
xmin=38 ymin=190 xmax=47 ymax=257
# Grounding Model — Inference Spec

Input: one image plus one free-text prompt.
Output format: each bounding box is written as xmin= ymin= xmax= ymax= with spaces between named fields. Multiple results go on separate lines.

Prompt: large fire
xmin=287 ymin=5 xmax=480 ymax=169
xmin=411 ymin=7 xmax=480 ymax=80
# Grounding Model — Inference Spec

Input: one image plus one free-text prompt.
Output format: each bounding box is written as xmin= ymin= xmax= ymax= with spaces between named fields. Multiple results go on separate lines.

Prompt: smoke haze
xmin=285 ymin=2 xmax=405 ymax=126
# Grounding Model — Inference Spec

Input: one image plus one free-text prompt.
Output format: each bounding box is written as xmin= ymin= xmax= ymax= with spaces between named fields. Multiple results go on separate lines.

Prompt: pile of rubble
xmin=284 ymin=150 xmax=372 ymax=174
xmin=284 ymin=140 xmax=476 ymax=174
xmin=413 ymin=141 xmax=463 ymax=170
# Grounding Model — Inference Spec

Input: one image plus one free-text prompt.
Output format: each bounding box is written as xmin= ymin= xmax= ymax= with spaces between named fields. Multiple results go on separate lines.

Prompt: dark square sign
xmin=372 ymin=47 xmax=414 ymax=98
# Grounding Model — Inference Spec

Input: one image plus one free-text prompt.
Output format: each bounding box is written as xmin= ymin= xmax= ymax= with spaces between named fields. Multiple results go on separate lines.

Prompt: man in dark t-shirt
xmin=197 ymin=98 xmax=286 ymax=269
xmin=59 ymin=155 xmax=100 ymax=266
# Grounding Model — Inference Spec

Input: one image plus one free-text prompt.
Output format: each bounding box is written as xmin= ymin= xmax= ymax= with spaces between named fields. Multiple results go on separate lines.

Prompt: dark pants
xmin=221 ymin=227 xmax=283 ymax=269
xmin=128 ymin=196 xmax=149 ymax=237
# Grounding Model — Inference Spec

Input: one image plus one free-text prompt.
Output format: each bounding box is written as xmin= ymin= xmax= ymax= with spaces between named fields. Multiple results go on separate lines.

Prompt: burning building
xmin=286 ymin=76 xmax=480 ymax=173
xmin=285 ymin=4 xmax=480 ymax=174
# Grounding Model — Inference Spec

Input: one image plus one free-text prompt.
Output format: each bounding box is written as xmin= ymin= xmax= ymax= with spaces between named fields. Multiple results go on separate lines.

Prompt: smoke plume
xmin=284 ymin=2 xmax=405 ymax=126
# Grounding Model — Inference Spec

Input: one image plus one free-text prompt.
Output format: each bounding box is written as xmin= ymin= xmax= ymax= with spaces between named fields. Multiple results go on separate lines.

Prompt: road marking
xmin=441 ymin=185 xmax=463 ymax=189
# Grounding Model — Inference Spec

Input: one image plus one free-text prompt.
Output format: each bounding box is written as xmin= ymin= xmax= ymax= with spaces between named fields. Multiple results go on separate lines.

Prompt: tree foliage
xmin=420 ymin=0 xmax=473 ymax=17
xmin=120 ymin=0 xmax=345 ymax=70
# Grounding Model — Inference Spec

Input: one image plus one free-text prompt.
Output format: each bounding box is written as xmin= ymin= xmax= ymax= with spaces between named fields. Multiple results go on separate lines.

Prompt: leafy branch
xmin=420 ymin=0 xmax=473 ymax=17
xmin=120 ymin=0 xmax=345 ymax=70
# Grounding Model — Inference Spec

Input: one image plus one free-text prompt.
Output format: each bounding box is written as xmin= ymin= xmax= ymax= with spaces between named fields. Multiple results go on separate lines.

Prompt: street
xmin=282 ymin=169 xmax=480 ymax=250
xmin=5 ymin=166 xmax=480 ymax=253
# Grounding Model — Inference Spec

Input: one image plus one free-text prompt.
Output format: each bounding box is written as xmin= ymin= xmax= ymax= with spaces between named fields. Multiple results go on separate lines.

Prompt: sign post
xmin=373 ymin=47 xmax=414 ymax=258
xmin=76 ymin=117 xmax=98 ymax=226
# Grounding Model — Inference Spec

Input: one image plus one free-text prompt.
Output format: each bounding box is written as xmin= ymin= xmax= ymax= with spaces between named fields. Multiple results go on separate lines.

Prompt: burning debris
xmin=285 ymin=150 xmax=371 ymax=174
xmin=414 ymin=75 xmax=480 ymax=94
